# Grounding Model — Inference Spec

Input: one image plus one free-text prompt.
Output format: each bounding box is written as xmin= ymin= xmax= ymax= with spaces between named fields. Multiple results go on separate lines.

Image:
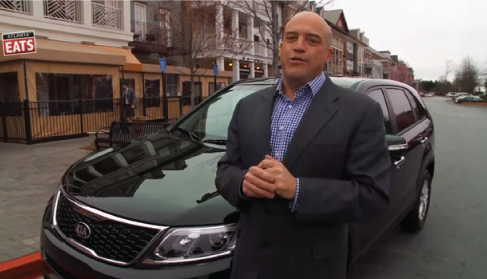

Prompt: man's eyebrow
xmin=284 ymin=30 xmax=322 ymax=38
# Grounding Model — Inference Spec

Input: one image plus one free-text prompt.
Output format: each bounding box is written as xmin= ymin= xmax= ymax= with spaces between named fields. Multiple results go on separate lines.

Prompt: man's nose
xmin=292 ymin=37 xmax=306 ymax=52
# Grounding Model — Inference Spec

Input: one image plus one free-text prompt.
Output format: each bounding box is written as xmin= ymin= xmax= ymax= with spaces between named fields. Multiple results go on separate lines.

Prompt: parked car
xmin=424 ymin=92 xmax=435 ymax=97
xmin=40 ymin=77 xmax=436 ymax=279
xmin=445 ymin=92 xmax=456 ymax=97
xmin=455 ymin=95 xmax=482 ymax=103
xmin=451 ymin=92 xmax=469 ymax=100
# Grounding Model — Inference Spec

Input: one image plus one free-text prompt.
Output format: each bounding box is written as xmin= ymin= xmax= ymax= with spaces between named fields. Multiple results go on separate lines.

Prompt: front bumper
xmin=41 ymin=227 xmax=232 ymax=279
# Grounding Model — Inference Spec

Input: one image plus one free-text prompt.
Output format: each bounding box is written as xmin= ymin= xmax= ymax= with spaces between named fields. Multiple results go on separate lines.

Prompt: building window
xmin=0 ymin=72 xmax=20 ymax=102
xmin=0 ymin=72 xmax=22 ymax=117
xmin=165 ymin=74 xmax=180 ymax=96
xmin=209 ymin=82 xmax=226 ymax=95
xmin=144 ymin=79 xmax=161 ymax=107
xmin=35 ymin=73 xmax=113 ymax=116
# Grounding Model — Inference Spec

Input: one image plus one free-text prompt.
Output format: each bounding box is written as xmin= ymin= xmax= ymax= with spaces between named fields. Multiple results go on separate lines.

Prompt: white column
xmin=232 ymin=59 xmax=240 ymax=81
xmin=263 ymin=63 xmax=268 ymax=77
xmin=82 ymin=0 xmax=92 ymax=27
xmin=231 ymin=10 xmax=239 ymax=37
xmin=247 ymin=16 xmax=254 ymax=55
xmin=216 ymin=4 xmax=224 ymax=46
xmin=249 ymin=61 xmax=255 ymax=78
xmin=217 ymin=57 xmax=225 ymax=72
xmin=122 ymin=0 xmax=131 ymax=34
xmin=31 ymin=1 xmax=44 ymax=18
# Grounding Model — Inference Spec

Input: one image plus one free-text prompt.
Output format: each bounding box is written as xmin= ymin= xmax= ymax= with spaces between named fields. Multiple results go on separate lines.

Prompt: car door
xmin=353 ymin=87 xmax=402 ymax=254
xmin=383 ymin=87 xmax=427 ymax=213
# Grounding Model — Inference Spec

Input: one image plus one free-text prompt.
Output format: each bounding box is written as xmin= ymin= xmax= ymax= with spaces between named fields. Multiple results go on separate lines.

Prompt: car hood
xmin=62 ymin=131 xmax=237 ymax=227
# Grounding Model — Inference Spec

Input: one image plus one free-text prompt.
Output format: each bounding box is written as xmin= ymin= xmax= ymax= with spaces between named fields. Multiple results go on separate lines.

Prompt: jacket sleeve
xmin=215 ymin=99 xmax=251 ymax=210
xmin=293 ymin=101 xmax=392 ymax=223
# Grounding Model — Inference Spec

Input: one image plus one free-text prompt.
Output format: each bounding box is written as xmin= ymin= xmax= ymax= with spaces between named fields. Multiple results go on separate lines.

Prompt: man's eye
xmin=286 ymin=36 xmax=297 ymax=41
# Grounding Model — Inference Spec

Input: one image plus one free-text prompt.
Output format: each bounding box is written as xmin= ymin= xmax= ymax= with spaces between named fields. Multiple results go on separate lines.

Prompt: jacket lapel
xmin=252 ymin=87 xmax=276 ymax=157
xmin=282 ymin=76 xmax=340 ymax=170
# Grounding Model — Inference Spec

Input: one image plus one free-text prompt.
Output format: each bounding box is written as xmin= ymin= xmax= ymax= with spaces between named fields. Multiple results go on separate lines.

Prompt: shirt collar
xmin=275 ymin=71 xmax=326 ymax=97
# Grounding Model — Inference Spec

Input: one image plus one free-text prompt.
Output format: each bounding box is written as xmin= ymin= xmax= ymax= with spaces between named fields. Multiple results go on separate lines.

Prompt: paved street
xmin=348 ymin=97 xmax=487 ymax=279
xmin=0 ymin=138 xmax=91 ymax=263
xmin=1 ymin=97 xmax=487 ymax=279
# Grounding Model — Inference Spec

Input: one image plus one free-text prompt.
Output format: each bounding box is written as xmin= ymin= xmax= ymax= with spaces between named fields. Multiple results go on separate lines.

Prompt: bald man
xmin=215 ymin=11 xmax=391 ymax=279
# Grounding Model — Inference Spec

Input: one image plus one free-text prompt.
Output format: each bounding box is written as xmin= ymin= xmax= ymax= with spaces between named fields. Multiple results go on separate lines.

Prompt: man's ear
xmin=324 ymin=47 xmax=333 ymax=64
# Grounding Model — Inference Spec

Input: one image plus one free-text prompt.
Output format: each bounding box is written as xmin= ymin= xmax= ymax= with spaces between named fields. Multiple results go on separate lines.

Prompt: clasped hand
xmin=242 ymin=155 xmax=297 ymax=200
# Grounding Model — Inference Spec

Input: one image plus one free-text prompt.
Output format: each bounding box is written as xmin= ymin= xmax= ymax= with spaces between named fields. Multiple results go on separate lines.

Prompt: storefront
xmin=0 ymin=38 xmax=141 ymax=141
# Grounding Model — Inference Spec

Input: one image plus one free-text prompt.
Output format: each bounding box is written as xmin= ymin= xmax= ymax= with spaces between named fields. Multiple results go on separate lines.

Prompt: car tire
xmin=400 ymin=170 xmax=432 ymax=232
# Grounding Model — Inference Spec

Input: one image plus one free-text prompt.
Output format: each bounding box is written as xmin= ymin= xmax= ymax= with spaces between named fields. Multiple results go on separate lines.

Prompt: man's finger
xmin=243 ymin=180 xmax=275 ymax=199
xmin=265 ymin=154 xmax=277 ymax=161
xmin=249 ymin=166 xmax=275 ymax=183
xmin=259 ymin=159 xmax=280 ymax=169
xmin=246 ymin=173 xmax=275 ymax=193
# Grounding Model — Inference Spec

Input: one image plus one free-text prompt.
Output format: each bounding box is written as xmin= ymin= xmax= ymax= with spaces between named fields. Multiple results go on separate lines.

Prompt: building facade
xmin=349 ymin=29 xmax=369 ymax=77
xmin=317 ymin=8 xmax=348 ymax=76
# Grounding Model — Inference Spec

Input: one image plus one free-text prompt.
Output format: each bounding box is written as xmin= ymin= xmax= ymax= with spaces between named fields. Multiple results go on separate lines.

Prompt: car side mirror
xmin=386 ymin=134 xmax=408 ymax=158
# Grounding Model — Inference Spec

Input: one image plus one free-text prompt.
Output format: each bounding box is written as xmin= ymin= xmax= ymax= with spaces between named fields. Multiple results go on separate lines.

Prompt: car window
xmin=385 ymin=88 xmax=416 ymax=133
xmin=366 ymin=89 xmax=393 ymax=134
xmin=404 ymin=89 xmax=426 ymax=120
xmin=175 ymin=84 xmax=274 ymax=141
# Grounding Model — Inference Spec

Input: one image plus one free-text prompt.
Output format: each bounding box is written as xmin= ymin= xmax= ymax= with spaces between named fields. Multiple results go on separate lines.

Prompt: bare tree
xmin=436 ymin=75 xmax=454 ymax=94
xmin=444 ymin=60 xmax=453 ymax=81
xmin=455 ymin=56 xmax=480 ymax=93
xmin=234 ymin=0 xmax=333 ymax=76
xmin=169 ymin=1 xmax=249 ymax=107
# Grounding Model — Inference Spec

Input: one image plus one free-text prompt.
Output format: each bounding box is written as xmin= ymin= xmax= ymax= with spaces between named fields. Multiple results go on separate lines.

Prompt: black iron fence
xmin=0 ymin=96 xmax=208 ymax=144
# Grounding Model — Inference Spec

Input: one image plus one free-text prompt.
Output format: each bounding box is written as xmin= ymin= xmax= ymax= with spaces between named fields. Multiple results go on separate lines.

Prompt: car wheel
xmin=400 ymin=170 xmax=432 ymax=232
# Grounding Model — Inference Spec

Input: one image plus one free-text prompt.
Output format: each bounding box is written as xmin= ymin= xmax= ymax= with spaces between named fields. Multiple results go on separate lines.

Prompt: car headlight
xmin=143 ymin=224 xmax=238 ymax=265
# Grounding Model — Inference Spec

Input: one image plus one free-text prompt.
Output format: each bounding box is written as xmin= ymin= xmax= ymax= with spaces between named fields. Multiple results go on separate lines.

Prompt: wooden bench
xmin=94 ymin=121 xmax=170 ymax=151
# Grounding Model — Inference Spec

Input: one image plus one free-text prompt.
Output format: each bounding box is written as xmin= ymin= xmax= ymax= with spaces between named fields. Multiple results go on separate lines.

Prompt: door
xmin=134 ymin=3 xmax=146 ymax=41
xmin=354 ymin=87 xmax=400 ymax=253
xmin=384 ymin=87 xmax=427 ymax=213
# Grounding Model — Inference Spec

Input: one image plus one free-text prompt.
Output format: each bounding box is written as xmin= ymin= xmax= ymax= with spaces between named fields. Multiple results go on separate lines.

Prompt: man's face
xmin=122 ymin=85 xmax=127 ymax=90
xmin=279 ymin=16 xmax=332 ymax=82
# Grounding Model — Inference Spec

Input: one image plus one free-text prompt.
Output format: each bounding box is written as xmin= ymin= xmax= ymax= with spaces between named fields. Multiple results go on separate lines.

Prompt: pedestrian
xmin=121 ymin=81 xmax=136 ymax=122
xmin=215 ymin=11 xmax=392 ymax=279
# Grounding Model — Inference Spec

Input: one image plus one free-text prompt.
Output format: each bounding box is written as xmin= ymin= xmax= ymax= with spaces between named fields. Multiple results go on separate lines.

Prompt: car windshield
xmin=171 ymin=77 xmax=360 ymax=145
xmin=172 ymin=81 xmax=276 ymax=143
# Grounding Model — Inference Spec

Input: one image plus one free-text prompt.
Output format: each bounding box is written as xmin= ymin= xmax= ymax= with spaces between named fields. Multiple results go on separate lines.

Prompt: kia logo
xmin=75 ymin=222 xmax=91 ymax=239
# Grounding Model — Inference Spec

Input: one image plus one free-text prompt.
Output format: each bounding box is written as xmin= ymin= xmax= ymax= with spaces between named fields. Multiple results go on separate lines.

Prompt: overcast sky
xmin=330 ymin=0 xmax=487 ymax=81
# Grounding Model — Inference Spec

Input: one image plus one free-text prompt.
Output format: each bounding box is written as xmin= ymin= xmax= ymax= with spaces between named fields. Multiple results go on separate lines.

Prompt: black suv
xmin=40 ymin=77 xmax=435 ymax=279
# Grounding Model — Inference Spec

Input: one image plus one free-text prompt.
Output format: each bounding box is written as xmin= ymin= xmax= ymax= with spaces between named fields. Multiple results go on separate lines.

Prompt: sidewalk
xmin=0 ymin=139 xmax=91 ymax=263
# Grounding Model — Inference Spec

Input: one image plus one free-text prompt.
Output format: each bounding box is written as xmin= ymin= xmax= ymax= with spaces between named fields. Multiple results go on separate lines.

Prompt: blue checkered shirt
xmin=271 ymin=72 xmax=326 ymax=212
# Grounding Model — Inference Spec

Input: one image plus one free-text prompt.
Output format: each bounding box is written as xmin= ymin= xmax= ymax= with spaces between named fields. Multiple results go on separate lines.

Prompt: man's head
xmin=122 ymin=81 xmax=129 ymax=90
xmin=279 ymin=11 xmax=333 ymax=85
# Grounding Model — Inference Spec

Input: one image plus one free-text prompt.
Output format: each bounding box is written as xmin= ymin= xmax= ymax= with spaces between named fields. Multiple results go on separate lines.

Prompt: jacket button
xmin=264 ymin=208 xmax=273 ymax=215
xmin=261 ymin=242 xmax=270 ymax=248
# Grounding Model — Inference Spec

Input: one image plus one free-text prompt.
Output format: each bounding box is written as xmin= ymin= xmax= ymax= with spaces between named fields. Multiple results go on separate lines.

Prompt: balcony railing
xmin=92 ymin=2 xmax=122 ymax=30
xmin=43 ymin=0 xmax=82 ymax=23
xmin=0 ymin=0 xmax=31 ymax=14
xmin=131 ymin=20 xmax=173 ymax=47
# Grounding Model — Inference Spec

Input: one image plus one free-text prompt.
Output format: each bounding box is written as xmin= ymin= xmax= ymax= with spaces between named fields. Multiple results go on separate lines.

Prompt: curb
xmin=0 ymin=252 xmax=43 ymax=279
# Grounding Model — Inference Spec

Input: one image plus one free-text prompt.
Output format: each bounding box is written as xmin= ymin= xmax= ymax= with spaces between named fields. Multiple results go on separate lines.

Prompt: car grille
xmin=55 ymin=193 xmax=161 ymax=264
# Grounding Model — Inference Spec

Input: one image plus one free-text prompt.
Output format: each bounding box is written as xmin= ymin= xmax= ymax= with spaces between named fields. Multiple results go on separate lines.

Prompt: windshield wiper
xmin=202 ymin=139 xmax=227 ymax=145
xmin=172 ymin=127 xmax=202 ymax=142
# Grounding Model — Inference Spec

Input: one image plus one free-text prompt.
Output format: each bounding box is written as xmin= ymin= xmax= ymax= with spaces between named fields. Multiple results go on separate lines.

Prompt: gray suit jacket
xmin=215 ymin=75 xmax=391 ymax=279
